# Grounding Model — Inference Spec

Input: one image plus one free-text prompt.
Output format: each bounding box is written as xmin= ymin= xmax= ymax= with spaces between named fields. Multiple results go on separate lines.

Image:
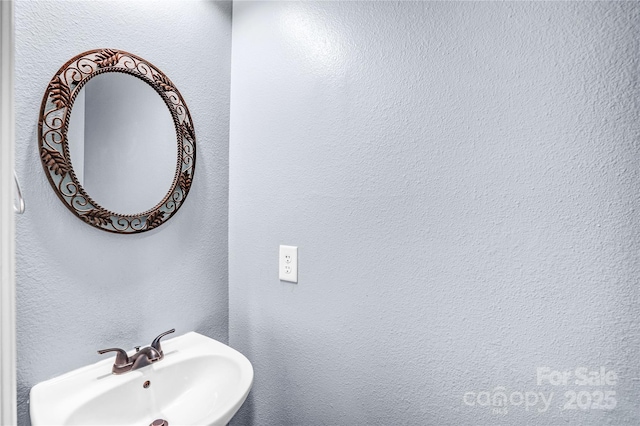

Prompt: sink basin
xmin=30 ymin=332 xmax=253 ymax=426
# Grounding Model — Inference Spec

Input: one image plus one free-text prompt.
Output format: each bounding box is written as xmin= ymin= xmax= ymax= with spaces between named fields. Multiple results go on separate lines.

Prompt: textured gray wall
xmin=229 ymin=2 xmax=640 ymax=425
xmin=14 ymin=1 xmax=231 ymax=425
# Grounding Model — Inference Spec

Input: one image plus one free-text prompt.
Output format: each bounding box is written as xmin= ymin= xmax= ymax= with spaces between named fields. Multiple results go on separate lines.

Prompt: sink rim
xmin=30 ymin=331 xmax=253 ymax=426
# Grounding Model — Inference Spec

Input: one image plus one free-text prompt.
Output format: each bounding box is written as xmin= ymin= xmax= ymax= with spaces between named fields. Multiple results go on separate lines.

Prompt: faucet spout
xmin=130 ymin=346 xmax=162 ymax=370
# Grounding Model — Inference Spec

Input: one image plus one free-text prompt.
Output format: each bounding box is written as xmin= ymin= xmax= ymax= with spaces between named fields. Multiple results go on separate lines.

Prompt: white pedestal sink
xmin=30 ymin=332 xmax=253 ymax=426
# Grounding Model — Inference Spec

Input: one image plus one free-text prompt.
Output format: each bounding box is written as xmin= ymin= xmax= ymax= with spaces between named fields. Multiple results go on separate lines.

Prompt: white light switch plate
xmin=279 ymin=245 xmax=298 ymax=283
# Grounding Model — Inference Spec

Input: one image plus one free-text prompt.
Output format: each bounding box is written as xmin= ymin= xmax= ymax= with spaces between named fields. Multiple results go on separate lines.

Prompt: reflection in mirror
xmin=67 ymin=73 xmax=176 ymax=214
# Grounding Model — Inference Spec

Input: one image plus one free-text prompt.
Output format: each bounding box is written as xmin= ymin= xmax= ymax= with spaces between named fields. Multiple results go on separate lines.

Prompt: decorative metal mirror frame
xmin=38 ymin=48 xmax=196 ymax=234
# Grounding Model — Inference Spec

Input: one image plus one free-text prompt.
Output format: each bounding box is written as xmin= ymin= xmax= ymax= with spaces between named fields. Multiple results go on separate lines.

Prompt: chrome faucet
xmin=98 ymin=329 xmax=175 ymax=375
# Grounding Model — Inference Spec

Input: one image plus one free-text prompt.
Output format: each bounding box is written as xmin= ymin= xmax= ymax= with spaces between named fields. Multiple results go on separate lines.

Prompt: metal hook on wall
xmin=13 ymin=171 xmax=24 ymax=214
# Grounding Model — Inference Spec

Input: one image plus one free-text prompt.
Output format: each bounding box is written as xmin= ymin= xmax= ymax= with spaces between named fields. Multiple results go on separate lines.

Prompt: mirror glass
xmin=67 ymin=73 xmax=177 ymax=214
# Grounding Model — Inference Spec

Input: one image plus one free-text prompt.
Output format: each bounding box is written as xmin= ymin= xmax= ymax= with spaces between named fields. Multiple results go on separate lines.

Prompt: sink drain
xmin=150 ymin=419 xmax=168 ymax=426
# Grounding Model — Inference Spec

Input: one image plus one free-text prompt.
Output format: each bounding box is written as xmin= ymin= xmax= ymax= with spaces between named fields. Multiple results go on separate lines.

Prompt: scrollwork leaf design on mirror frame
xmin=146 ymin=210 xmax=166 ymax=230
xmin=38 ymin=49 xmax=197 ymax=234
xmin=80 ymin=209 xmax=112 ymax=227
xmin=40 ymin=147 xmax=70 ymax=176
xmin=179 ymin=171 xmax=192 ymax=194
xmin=94 ymin=49 xmax=121 ymax=68
xmin=49 ymin=75 xmax=71 ymax=109
xmin=182 ymin=120 xmax=195 ymax=143
xmin=153 ymin=73 xmax=175 ymax=92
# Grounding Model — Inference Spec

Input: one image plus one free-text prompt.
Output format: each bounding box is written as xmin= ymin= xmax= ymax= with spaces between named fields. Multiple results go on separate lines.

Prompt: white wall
xmin=14 ymin=1 xmax=231 ymax=425
xmin=229 ymin=2 xmax=640 ymax=425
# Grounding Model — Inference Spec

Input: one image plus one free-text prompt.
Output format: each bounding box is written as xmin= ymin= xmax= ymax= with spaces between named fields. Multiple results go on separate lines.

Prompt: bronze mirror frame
xmin=38 ymin=48 xmax=196 ymax=234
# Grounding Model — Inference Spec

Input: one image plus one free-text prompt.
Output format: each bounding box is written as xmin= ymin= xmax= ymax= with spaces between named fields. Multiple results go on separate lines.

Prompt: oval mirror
xmin=67 ymin=73 xmax=177 ymax=214
xmin=38 ymin=49 xmax=196 ymax=233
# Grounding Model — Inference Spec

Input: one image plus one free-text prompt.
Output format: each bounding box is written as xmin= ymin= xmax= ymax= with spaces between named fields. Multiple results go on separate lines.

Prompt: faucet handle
xmin=150 ymin=329 xmax=175 ymax=354
xmin=97 ymin=347 xmax=130 ymax=366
